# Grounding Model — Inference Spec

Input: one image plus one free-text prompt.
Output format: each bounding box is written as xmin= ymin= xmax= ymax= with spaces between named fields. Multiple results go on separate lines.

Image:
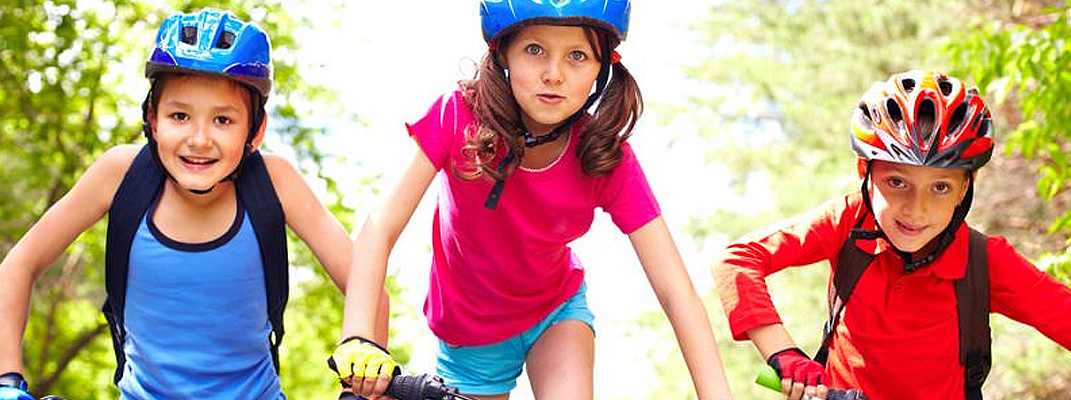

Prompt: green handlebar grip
xmin=756 ymin=364 xmax=783 ymax=392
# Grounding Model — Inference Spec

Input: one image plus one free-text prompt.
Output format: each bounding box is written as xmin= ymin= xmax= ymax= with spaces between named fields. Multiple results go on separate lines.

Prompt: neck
xmin=165 ymin=179 xmax=236 ymax=207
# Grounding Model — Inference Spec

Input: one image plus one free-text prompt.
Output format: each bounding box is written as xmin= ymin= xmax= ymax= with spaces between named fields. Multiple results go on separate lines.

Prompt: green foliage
xmin=683 ymin=0 xmax=967 ymax=243
xmin=945 ymin=5 xmax=1071 ymax=282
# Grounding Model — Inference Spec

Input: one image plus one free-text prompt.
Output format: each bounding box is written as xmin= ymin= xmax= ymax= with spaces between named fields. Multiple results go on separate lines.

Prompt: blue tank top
xmin=118 ymin=198 xmax=284 ymax=400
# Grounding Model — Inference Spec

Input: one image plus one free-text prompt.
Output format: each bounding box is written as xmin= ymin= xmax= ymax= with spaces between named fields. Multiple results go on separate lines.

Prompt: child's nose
xmin=903 ymin=190 xmax=927 ymax=215
xmin=542 ymin=61 xmax=563 ymax=85
xmin=186 ymin=123 xmax=212 ymax=147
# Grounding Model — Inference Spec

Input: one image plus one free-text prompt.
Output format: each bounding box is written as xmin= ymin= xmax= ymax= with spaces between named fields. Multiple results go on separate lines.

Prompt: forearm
xmin=746 ymin=323 xmax=799 ymax=360
xmin=0 ymin=261 xmax=35 ymax=373
xmin=665 ymin=290 xmax=734 ymax=399
xmin=340 ymin=218 xmax=395 ymax=344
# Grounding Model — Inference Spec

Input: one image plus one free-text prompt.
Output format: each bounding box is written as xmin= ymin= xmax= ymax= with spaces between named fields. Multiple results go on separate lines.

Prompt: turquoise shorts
xmin=435 ymin=282 xmax=595 ymax=396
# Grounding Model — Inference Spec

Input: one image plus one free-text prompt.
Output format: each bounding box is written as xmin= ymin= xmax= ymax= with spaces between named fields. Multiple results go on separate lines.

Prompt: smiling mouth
xmin=896 ymin=220 xmax=926 ymax=234
xmin=180 ymin=156 xmax=218 ymax=166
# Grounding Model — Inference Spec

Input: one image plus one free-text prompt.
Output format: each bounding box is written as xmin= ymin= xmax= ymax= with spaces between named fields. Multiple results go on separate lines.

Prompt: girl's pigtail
xmin=578 ymin=61 xmax=643 ymax=176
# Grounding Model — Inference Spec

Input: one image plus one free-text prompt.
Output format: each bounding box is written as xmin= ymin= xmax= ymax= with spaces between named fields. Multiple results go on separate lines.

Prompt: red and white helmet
xmin=850 ymin=70 xmax=994 ymax=171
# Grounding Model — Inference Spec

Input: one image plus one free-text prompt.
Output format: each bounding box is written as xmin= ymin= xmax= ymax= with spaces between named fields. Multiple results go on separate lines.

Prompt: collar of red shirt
xmin=851 ymin=215 xmax=970 ymax=280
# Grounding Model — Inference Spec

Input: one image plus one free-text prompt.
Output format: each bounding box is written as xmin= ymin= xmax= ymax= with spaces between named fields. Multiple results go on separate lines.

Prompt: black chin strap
xmin=484 ymin=36 xmax=613 ymax=210
xmin=856 ymin=161 xmax=976 ymax=272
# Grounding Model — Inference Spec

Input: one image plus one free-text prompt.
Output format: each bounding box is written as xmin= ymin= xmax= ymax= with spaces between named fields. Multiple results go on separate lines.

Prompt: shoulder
xmin=258 ymin=152 xmax=304 ymax=188
xmin=87 ymin=144 xmax=143 ymax=191
xmin=97 ymin=144 xmax=143 ymax=174
xmin=68 ymin=144 xmax=144 ymax=213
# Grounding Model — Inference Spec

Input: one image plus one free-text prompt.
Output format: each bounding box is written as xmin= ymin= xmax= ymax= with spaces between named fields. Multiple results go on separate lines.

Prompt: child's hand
xmin=0 ymin=372 xmax=32 ymax=400
xmin=327 ymin=336 xmax=399 ymax=398
xmin=767 ymin=347 xmax=826 ymax=399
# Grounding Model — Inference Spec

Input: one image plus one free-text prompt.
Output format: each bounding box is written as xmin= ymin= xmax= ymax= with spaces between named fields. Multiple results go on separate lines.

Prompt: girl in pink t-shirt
xmin=330 ymin=2 xmax=734 ymax=399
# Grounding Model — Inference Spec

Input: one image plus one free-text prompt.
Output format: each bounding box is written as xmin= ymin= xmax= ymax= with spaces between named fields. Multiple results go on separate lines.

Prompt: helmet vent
xmin=886 ymin=98 xmax=903 ymax=124
xmin=948 ymin=102 xmax=968 ymax=135
xmin=977 ymin=118 xmax=991 ymax=138
xmin=216 ymin=31 xmax=235 ymax=49
xmin=917 ymin=99 xmax=937 ymax=143
xmin=858 ymin=103 xmax=873 ymax=122
xmin=938 ymin=80 xmax=953 ymax=96
xmin=901 ymin=78 xmax=916 ymax=93
xmin=181 ymin=26 xmax=197 ymax=45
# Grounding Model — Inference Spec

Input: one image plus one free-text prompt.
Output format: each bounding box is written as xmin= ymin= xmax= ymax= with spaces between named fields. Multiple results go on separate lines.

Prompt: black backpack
xmin=100 ymin=145 xmax=289 ymax=383
xmin=815 ymin=219 xmax=992 ymax=400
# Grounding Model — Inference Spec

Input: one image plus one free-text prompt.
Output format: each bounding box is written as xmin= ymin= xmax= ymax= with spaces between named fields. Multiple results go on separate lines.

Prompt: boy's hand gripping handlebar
xmin=757 ymin=365 xmax=871 ymax=400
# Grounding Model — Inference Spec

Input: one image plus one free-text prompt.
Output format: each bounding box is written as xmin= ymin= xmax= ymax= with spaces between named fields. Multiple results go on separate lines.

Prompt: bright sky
xmin=291 ymin=2 xmax=741 ymax=398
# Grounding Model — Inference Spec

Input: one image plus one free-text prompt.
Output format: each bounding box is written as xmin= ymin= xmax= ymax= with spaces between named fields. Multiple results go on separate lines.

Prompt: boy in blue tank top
xmin=0 ymin=8 xmax=388 ymax=400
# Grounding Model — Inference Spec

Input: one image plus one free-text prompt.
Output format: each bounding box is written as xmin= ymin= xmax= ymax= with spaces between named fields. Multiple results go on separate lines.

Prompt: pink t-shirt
xmin=407 ymin=90 xmax=661 ymax=346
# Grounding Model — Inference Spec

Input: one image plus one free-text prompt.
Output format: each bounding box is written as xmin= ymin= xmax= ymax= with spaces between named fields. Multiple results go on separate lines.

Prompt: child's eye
xmin=214 ymin=115 xmax=233 ymax=125
xmin=168 ymin=112 xmax=189 ymax=122
xmin=569 ymin=50 xmax=588 ymax=62
xmin=932 ymin=182 xmax=952 ymax=194
xmin=524 ymin=44 xmax=544 ymax=56
xmin=885 ymin=177 xmax=906 ymax=189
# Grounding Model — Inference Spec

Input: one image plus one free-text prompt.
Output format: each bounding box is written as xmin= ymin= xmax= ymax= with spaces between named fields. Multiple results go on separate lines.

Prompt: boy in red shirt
xmin=716 ymin=70 xmax=1071 ymax=400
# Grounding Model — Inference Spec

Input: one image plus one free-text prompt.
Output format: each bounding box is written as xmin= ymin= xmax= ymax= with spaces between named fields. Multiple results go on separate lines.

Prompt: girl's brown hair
xmin=456 ymin=25 xmax=643 ymax=181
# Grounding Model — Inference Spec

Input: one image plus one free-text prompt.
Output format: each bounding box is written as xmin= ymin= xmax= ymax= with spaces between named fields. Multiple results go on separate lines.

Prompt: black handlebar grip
xmin=828 ymin=389 xmax=870 ymax=400
xmin=337 ymin=373 xmax=461 ymax=400
xmin=388 ymin=373 xmax=459 ymax=400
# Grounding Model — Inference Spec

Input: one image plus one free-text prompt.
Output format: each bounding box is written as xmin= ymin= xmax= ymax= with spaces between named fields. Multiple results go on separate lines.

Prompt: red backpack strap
xmin=959 ymin=228 xmax=991 ymax=400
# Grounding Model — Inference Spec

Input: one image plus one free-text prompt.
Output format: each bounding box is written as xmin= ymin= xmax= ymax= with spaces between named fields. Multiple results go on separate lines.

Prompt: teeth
xmin=181 ymin=156 xmax=215 ymax=165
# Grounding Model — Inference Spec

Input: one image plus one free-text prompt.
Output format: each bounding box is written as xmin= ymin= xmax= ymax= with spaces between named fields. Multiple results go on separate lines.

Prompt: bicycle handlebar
xmin=338 ymin=373 xmax=475 ymax=400
xmin=756 ymin=365 xmax=870 ymax=400
xmin=17 ymin=373 xmax=466 ymax=400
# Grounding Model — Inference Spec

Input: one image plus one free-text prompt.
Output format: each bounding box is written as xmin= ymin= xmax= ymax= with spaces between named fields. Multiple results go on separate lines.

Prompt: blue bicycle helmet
xmin=146 ymin=8 xmax=272 ymax=97
xmin=480 ymin=0 xmax=631 ymax=43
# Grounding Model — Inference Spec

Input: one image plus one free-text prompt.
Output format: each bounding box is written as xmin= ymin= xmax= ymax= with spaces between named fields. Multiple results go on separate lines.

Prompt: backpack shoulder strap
xmin=102 ymin=145 xmax=165 ymax=384
xmin=815 ymin=226 xmax=875 ymax=365
xmin=235 ymin=151 xmax=289 ymax=373
xmin=959 ymin=228 xmax=992 ymax=400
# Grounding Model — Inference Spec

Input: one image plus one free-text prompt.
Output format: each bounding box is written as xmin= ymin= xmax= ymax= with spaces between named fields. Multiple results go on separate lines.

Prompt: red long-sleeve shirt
xmin=716 ymin=192 xmax=1071 ymax=400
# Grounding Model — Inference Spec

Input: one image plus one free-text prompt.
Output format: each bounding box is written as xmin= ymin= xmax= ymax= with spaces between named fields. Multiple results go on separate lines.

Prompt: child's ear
xmin=250 ymin=113 xmax=268 ymax=149
xmin=146 ymin=106 xmax=158 ymax=137
xmin=856 ymin=158 xmax=868 ymax=178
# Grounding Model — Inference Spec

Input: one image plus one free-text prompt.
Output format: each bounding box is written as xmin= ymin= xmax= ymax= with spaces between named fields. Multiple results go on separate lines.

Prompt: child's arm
xmin=987 ymin=236 xmax=1071 ymax=350
xmin=336 ymin=148 xmax=437 ymax=396
xmin=628 ymin=216 xmax=734 ymax=399
xmin=0 ymin=145 xmax=138 ymax=373
xmin=263 ymin=154 xmax=353 ymax=289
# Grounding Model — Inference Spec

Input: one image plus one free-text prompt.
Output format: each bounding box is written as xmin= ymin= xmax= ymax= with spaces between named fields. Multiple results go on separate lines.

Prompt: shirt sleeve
xmin=715 ymin=195 xmax=857 ymax=341
xmin=596 ymin=143 xmax=661 ymax=234
xmin=988 ymin=236 xmax=1071 ymax=350
xmin=405 ymin=91 xmax=461 ymax=171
